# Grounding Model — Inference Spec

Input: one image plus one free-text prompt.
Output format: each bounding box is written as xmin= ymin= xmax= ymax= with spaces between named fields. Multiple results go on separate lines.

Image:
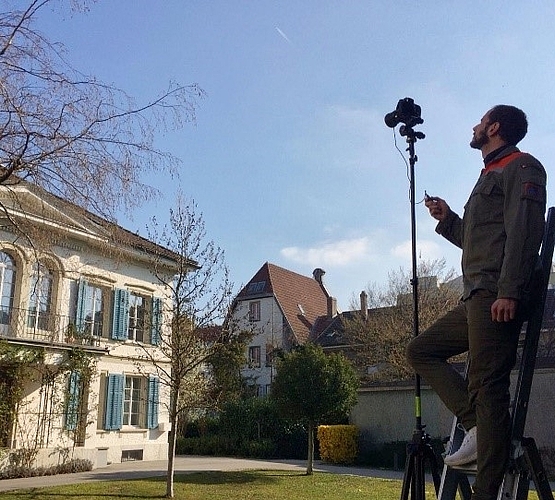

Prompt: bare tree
xmin=344 ymin=259 xmax=461 ymax=382
xmin=0 ymin=1 xmax=204 ymax=220
xmin=134 ymin=197 xmax=251 ymax=498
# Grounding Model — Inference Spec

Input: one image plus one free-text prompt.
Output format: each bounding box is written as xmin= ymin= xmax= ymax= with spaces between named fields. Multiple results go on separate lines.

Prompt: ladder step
xmin=448 ymin=462 xmax=477 ymax=474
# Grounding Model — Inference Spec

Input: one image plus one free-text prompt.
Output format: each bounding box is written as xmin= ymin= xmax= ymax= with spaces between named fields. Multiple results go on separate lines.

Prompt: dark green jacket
xmin=436 ymin=146 xmax=547 ymax=301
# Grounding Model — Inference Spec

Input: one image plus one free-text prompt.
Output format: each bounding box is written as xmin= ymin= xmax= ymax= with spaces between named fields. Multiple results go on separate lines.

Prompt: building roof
xmin=0 ymin=177 xmax=197 ymax=270
xmin=236 ymin=262 xmax=330 ymax=344
xmin=312 ymin=305 xmax=395 ymax=347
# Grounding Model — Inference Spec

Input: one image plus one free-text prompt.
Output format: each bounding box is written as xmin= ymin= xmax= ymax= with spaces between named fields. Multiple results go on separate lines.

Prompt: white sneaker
xmin=444 ymin=426 xmax=477 ymax=466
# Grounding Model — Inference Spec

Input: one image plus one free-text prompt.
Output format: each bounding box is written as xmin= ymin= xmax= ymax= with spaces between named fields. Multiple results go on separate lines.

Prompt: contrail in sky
xmin=275 ymin=26 xmax=292 ymax=44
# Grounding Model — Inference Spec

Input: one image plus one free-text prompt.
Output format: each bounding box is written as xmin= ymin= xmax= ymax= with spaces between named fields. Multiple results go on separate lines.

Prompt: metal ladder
xmin=438 ymin=206 xmax=555 ymax=500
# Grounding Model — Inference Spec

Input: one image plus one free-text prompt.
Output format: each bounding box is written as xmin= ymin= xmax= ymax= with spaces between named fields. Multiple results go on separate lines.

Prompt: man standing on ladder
xmin=406 ymin=105 xmax=547 ymax=500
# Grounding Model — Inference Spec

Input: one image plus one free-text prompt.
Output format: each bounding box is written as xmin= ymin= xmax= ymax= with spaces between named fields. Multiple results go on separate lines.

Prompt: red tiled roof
xmin=237 ymin=262 xmax=329 ymax=344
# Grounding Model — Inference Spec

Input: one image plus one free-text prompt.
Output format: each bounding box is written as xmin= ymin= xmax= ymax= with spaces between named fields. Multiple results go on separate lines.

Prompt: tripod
xmin=391 ymin=119 xmax=441 ymax=500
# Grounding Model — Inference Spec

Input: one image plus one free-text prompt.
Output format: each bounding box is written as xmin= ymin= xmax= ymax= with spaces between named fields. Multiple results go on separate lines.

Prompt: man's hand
xmin=425 ymin=195 xmax=450 ymax=222
xmin=491 ymin=298 xmax=518 ymax=322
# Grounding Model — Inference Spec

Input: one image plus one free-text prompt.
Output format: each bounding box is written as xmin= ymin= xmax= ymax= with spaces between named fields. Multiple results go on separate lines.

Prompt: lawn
xmin=0 ymin=470 xmax=543 ymax=500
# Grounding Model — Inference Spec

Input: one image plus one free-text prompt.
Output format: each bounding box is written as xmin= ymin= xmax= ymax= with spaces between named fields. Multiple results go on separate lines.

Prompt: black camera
xmin=384 ymin=97 xmax=423 ymax=129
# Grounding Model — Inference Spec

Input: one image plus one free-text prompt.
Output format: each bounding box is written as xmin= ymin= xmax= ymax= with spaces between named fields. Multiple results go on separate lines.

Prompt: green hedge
xmin=178 ymin=398 xmax=308 ymax=460
xmin=357 ymin=438 xmax=445 ymax=470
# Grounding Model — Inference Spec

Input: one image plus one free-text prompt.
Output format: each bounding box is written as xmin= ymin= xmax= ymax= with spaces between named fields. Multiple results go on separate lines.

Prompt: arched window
xmin=0 ymin=251 xmax=16 ymax=325
xmin=27 ymin=262 xmax=53 ymax=331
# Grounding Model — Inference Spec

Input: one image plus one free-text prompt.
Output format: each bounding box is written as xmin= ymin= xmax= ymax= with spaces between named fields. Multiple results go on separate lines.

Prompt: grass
xmin=0 ymin=470 xmax=544 ymax=500
xmin=0 ymin=470 xmax=430 ymax=500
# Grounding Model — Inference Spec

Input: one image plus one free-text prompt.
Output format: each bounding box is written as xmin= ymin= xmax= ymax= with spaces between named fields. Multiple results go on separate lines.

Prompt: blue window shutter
xmin=104 ymin=373 xmax=124 ymax=430
xmin=147 ymin=375 xmax=160 ymax=429
xmin=75 ymin=279 xmax=88 ymax=334
xmin=65 ymin=371 xmax=81 ymax=430
xmin=150 ymin=297 xmax=162 ymax=346
xmin=111 ymin=289 xmax=129 ymax=340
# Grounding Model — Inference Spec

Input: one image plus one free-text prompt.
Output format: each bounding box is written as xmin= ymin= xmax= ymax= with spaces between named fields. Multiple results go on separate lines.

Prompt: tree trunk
xmin=306 ymin=420 xmax=314 ymax=475
xmin=166 ymin=388 xmax=179 ymax=498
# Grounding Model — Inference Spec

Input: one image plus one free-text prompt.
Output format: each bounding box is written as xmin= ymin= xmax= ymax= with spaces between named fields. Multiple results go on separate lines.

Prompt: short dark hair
xmin=487 ymin=105 xmax=528 ymax=146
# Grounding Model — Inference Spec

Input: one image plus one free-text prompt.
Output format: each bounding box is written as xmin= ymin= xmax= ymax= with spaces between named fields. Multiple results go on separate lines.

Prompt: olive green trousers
xmin=406 ymin=289 xmax=522 ymax=500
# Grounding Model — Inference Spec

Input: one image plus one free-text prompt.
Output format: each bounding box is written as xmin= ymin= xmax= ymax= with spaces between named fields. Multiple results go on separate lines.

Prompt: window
xmin=74 ymin=280 xmax=106 ymax=338
xmin=128 ymin=293 xmax=146 ymax=342
xmin=247 ymin=281 xmax=265 ymax=294
xmin=27 ymin=263 xmax=53 ymax=330
xmin=111 ymin=289 xmax=161 ymax=345
xmin=248 ymin=346 xmax=261 ymax=368
xmin=102 ymin=373 xmax=159 ymax=431
xmin=249 ymin=301 xmax=261 ymax=322
xmin=123 ymin=376 xmax=143 ymax=426
xmin=256 ymin=384 xmax=271 ymax=397
xmin=0 ymin=252 xmax=16 ymax=326
xmin=121 ymin=449 xmax=143 ymax=461
xmin=265 ymin=344 xmax=276 ymax=367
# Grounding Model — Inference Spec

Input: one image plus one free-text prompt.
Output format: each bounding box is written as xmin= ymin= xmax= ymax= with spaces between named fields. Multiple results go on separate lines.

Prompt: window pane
xmin=0 ymin=252 xmax=16 ymax=325
xmin=128 ymin=293 xmax=146 ymax=342
xmin=84 ymin=285 xmax=104 ymax=336
xmin=123 ymin=376 xmax=143 ymax=427
xmin=27 ymin=263 xmax=52 ymax=330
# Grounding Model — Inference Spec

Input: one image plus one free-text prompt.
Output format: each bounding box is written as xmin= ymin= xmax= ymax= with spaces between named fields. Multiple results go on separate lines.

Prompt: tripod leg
xmin=400 ymin=438 xmax=442 ymax=500
xmin=415 ymin=451 xmax=426 ymax=500
xmin=422 ymin=445 xmax=441 ymax=494
xmin=400 ymin=451 xmax=416 ymax=500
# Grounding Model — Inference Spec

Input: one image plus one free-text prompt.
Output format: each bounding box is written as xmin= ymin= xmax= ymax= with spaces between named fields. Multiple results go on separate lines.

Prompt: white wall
xmin=236 ymin=296 xmax=286 ymax=390
xmin=1 ymin=231 xmax=173 ymax=468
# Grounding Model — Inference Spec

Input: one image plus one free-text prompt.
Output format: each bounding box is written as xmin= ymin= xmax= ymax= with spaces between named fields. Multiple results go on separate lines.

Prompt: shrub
xmin=238 ymin=438 xmax=276 ymax=458
xmin=356 ymin=438 xmax=445 ymax=471
xmin=176 ymin=435 xmax=236 ymax=456
xmin=0 ymin=458 xmax=93 ymax=479
xmin=178 ymin=398 xmax=310 ymax=460
xmin=317 ymin=425 xmax=358 ymax=464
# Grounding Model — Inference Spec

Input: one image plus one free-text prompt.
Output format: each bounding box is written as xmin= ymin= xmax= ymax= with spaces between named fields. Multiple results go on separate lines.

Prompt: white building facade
xmin=231 ymin=263 xmax=332 ymax=396
xmin=0 ymin=182 xmax=181 ymax=469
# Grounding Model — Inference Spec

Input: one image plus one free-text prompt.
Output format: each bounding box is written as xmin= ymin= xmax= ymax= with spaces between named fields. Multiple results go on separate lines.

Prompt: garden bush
xmin=317 ymin=425 xmax=358 ymax=464
xmin=178 ymin=398 xmax=309 ymax=460
xmin=0 ymin=458 xmax=93 ymax=479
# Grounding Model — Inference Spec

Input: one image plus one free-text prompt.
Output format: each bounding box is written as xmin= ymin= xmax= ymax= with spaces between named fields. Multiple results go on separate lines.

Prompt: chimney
xmin=313 ymin=268 xmax=331 ymax=297
xmin=360 ymin=291 xmax=368 ymax=320
xmin=313 ymin=268 xmax=325 ymax=284
xmin=327 ymin=296 xmax=337 ymax=318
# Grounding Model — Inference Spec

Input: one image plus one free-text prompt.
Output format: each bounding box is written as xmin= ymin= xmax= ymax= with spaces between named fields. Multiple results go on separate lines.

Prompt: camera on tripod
xmin=384 ymin=97 xmax=423 ymax=129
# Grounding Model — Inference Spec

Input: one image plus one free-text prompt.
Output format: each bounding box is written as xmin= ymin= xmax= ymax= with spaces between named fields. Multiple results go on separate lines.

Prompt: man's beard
xmin=470 ymin=129 xmax=488 ymax=150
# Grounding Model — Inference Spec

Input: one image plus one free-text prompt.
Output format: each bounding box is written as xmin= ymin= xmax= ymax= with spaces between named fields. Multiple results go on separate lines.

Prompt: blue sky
xmin=35 ymin=1 xmax=555 ymax=309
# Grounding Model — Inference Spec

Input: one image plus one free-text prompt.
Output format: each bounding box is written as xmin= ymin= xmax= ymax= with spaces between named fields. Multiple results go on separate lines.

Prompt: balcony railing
xmin=0 ymin=305 xmax=101 ymax=347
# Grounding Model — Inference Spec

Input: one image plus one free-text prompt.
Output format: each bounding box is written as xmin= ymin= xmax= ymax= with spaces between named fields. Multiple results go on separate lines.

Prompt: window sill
xmin=97 ymin=428 xmax=148 ymax=435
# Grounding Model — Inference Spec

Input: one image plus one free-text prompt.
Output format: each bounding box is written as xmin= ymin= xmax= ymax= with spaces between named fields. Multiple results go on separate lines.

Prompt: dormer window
xmin=247 ymin=281 xmax=265 ymax=294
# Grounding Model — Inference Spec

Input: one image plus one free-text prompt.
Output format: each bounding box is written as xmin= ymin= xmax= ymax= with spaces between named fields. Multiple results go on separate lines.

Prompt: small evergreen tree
xmin=270 ymin=343 xmax=359 ymax=474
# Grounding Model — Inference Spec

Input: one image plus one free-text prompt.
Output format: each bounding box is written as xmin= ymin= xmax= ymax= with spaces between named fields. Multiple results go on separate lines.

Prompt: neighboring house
xmin=232 ymin=262 xmax=555 ymax=453
xmin=0 ymin=180 xmax=191 ymax=469
xmin=230 ymin=263 xmax=338 ymax=396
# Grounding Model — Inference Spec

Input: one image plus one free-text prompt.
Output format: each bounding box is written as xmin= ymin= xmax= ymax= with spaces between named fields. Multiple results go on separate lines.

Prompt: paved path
xmin=0 ymin=456 xmax=406 ymax=492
